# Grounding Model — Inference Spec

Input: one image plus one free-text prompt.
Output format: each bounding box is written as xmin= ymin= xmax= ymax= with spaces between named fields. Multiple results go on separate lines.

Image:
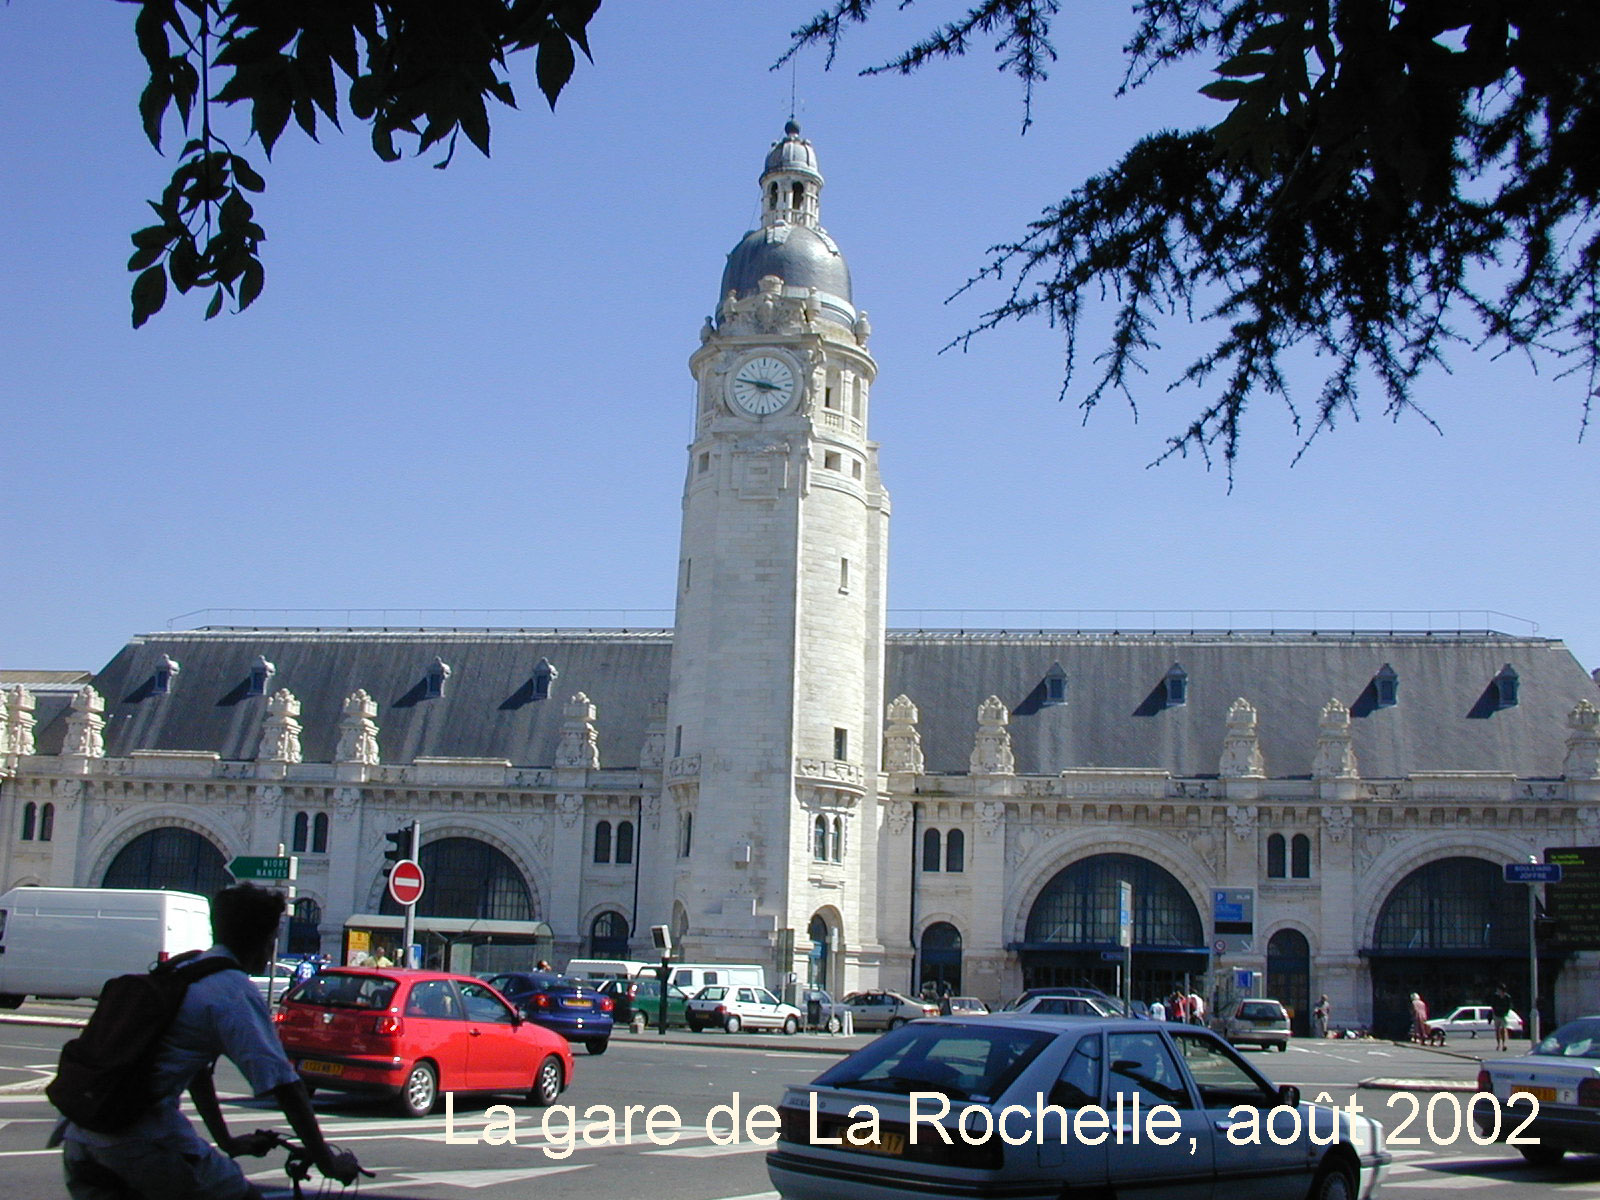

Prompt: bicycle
xmin=252 ymin=1129 xmax=372 ymax=1198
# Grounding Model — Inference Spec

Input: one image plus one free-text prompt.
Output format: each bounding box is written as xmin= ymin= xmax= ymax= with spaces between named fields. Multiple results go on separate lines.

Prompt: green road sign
xmin=229 ymin=855 xmax=293 ymax=881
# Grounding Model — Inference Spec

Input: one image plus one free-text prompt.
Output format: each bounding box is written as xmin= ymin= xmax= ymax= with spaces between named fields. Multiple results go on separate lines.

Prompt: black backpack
xmin=47 ymin=951 xmax=242 ymax=1132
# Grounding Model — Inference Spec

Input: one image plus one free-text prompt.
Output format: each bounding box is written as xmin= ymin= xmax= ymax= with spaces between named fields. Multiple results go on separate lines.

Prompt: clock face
xmin=728 ymin=355 xmax=797 ymax=416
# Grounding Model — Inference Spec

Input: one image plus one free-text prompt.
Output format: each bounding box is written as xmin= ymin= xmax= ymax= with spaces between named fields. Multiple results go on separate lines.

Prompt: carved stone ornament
xmin=1565 ymin=700 xmax=1600 ymax=780
xmin=1219 ymin=698 xmax=1266 ymax=779
xmin=4 ymin=684 xmax=37 ymax=759
xmin=976 ymin=800 xmax=1006 ymax=838
xmin=970 ymin=696 xmax=1016 ymax=776
xmin=333 ymin=786 xmax=361 ymax=816
xmin=884 ymin=800 xmax=912 ymax=835
xmin=884 ymin=694 xmax=925 ymax=774
xmin=255 ymin=784 xmax=285 ymax=819
xmin=1006 ymin=824 xmax=1043 ymax=870
xmin=853 ymin=310 xmax=872 ymax=347
xmin=1577 ymin=808 xmax=1600 ymax=840
xmin=640 ymin=701 xmax=668 ymax=771
xmin=1227 ymin=805 xmax=1258 ymax=840
xmin=1313 ymin=698 xmax=1360 ymax=780
xmin=1322 ymin=805 xmax=1354 ymax=842
xmin=644 ymin=792 xmax=662 ymax=831
xmin=255 ymin=689 xmax=304 ymax=764
xmin=335 ymin=690 xmax=381 ymax=765
xmin=556 ymin=693 xmax=601 ymax=770
xmin=718 ymin=274 xmax=812 ymax=336
xmin=557 ymin=794 xmax=584 ymax=828
xmin=63 ymin=686 xmax=107 ymax=759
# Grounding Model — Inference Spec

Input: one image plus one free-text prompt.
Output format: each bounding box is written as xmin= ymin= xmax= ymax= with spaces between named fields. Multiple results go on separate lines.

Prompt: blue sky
xmin=2 ymin=2 xmax=1595 ymax=678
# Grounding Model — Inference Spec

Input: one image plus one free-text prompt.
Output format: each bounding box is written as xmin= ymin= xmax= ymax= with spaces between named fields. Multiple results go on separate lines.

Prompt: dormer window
xmin=532 ymin=657 xmax=558 ymax=701
xmin=1164 ymin=663 xmax=1188 ymax=707
xmin=424 ymin=657 xmax=451 ymax=700
xmin=1494 ymin=664 xmax=1520 ymax=710
xmin=153 ymin=654 xmax=181 ymax=696
xmin=1374 ymin=664 xmax=1399 ymax=709
xmin=248 ymin=655 xmax=276 ymax=697
xmin=1043 ymin=662 xmax=1067 ymax=707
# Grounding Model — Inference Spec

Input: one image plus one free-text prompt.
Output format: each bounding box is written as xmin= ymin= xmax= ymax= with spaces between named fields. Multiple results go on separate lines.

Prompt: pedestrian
xmin=1313 ymin=994 xmax=1331 ymax=1039
xmin=1187 ymin=990 xmax=1205 ymax=1026
xmin=1490 ymin=983 xmax=1514 ymax=1051
xmin=53 ymin=883 xmax=361 ymax=1199
xmin=290 ymin=955 xmax=316 ymax=986
xmin=1149 ymin=997 xmax=1166 ymax=1022
xmin=1168 ymin=991 xmax=1187 ymax=1023
xmin=1410 ymin=992 xmax=1430 ymax=1043
xmin=371 ymin=947 xmax=393 ymax=968
xmin=536 ymin=959 xmax=552 ymax=972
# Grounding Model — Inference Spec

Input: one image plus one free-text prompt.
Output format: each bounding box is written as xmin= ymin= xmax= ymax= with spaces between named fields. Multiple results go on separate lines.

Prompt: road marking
xmin=1382 ymin=1178 xmax=1501 ymax=1190
xmin=650 ymin=1141 xmax=768 ymax=1158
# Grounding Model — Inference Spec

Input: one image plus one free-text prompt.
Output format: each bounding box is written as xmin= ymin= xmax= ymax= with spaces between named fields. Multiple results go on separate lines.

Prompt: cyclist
xmin=54 ymin=883 xmax=361 ymax=1199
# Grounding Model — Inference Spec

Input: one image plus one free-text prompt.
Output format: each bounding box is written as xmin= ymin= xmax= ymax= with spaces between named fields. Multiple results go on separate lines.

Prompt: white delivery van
xmin=656 ymin=963 xmax=767 ymax=995
xmin=0 ymin=887 xmax=213 ymax=1007
xmin=562 ymin=958 xmax=655 ymax=983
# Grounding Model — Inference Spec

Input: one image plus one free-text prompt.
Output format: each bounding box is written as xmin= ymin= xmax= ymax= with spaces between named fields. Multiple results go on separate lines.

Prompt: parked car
xmin=249 ymin=959 xmax=300 ymax=1007
xmin=1215 ymin=997 xmax=1293 ymax=1051
xmin=1008 ymin=992 xmax=1121 ymax=1018
xmin=599 ymin=975 xmax=692 ymax=1030
xmin=947 ymin=996 xmax=990 ymax=1016
xmin=767 ymin=1015 xmax=1388 ymax=1200
xmin=275 ymin=967 xmax=573 ymax=1117
xmin=482 ymin=970 xmax=615 ymax=1055
xmin=685 ymin=984 xmax=804 ymax=1033
xmin=1430 ymin=1004 xmax=1524 ymax=1040
xmin=801 ymin=987 xmax=848 ymax=1032
xmin=1476 ymin=1015 xmax=1600 ymax=1164
xmin=842 ymin=990 xmax=939 ymax=1031
xmin=1000 ymin=986 xmax=1127 ymax=1016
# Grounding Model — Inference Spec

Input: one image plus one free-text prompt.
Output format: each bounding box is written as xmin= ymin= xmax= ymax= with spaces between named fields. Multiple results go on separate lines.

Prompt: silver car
xmin=842 ymin=990 xmax=939 ymax=1031
xmin=768 ymin=1015 xmax=1388 ymax=1200
xmin=1215 ymin=997 xmax=1292 ymax=1051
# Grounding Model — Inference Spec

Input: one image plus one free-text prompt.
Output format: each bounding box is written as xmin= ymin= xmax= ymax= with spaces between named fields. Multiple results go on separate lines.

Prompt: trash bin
xmin=807 ymin=995 xmax=822 ymax=1030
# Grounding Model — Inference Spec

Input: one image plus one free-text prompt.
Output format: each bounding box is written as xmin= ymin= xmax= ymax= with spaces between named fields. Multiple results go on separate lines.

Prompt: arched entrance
xmin=1367 ymin=856 xmax=1549 ymax=1038
xmin=1266 ymin=928 xmax=1312 ymax=1035
xmin=1020 ymin=853 xmax=1208 ymax=1004
xmin=102 ymin=827 xmax=231 ymax=897
xmin=920 ymin=922 xmax=963 ymax=997
xmin=288 ymin=898 xmax=323 ymax=955
xmin=589 ymin=911 xmax=630 ymax=958
xmin=807 ymin=914 xmax=831 ymax=990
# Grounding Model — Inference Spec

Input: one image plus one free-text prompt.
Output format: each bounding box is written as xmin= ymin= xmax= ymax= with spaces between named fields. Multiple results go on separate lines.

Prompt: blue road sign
xmin=1505 ymin=862 xmax=1563 ymax=884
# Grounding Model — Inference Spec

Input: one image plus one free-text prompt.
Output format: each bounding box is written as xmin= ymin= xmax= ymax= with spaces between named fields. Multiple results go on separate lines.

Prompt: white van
xmin=656 ymin=963 xmax=767 ymax=995
xmin=0 ymin=887 xmax=212 ymax=1006
xmin=562 ymin=958 xmax=655 ymax=983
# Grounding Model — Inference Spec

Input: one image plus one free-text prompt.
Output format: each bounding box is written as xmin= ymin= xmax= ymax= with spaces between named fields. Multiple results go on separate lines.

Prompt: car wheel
xmin=399 ymin=1061 xmax=438 ymax=1118
xmin=1308 ymin=1161 xmax=1356 ymax=1200
xmin=687 ymin=1017 xmax=703 ymax=1032
xmin=0 ymin=994 xmax=23 ymax=1010
xmin=825 ymin=1015 xmax=842 ymax=1034
xmin=585 ymin=1038 xmax=609 ymax=1056
xmin=1518 ymin=1143 xmax=1567 ymax=1167
xmin=888 ymin=1017 xmax=906 ymax=1030
xmin=782 ymin=1016 xmax=799 ymax=1035
xmin=1276 ymin=1041 xmax=1288 ymax=1051
xmin=724 ymin=1015 xmax=742 ymax=1034
xmin=528 ymin=1054 xmax=564 ymax=1106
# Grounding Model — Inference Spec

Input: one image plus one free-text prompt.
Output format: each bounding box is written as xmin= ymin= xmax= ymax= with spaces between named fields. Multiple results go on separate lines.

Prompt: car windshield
xmin=698 ymin=986 xmax=727 ymax=1000
xmin=288 ymin=972 xmax=397 ymax=1010
xmin=1239 ymin=1002 xmax=1285 ymax=1020
xmin=1534 ymin=1018 xmax=1600 ymax=1058
xmin=814 ymin=1022 xmax=1055 ymax=1103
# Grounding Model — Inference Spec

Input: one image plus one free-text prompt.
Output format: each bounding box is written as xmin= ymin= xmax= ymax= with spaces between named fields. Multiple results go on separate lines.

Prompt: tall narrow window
xmin=946 ymin=829 xmax=965 ymax=873
xmin=834 ymin=727 xmax=848 ymax=761
xmin=922 ymin=828 xmax=942 ymax=873
xmin=674 ymin=726 xmax=683 ymax=757
xmin=680 ymin=812 xmax=693 ymax=858
xmin=1290 ymin=834 xmax=1311 ymax=878
xmin=831 ymin=816 xmax=843 ymax=862
xmin=594 ymin=820 xmax=613 ymax=864
xmin=1266 ymin=833 xmax=1286 ymax=878
xmin=291 ymin=811 xmax=309 ymax=854
xmin=839 ymin=558 xmax=850 ymax=593
xmin=38 ymin=803 xmax=54 ymax=842
xmin=616 ymin=820 xmax=634 ymax=865
xmin=791 ymin=181 xmax=804 ymax=211
xmin=311 ymin=812 xmax=329 ymax=854
xmin=814 ymin=816 xmax=828 ymax=861
xmin=20 ymin=801 xmax=36 ymax=841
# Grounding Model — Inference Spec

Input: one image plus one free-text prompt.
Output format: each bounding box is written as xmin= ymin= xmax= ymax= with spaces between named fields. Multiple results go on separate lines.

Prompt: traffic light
xmin=384 ymin=823 xmax=412 ymax=868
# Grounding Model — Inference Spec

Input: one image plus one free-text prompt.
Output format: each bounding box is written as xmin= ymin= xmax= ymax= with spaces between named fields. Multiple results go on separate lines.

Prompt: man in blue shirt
xmin=56 ymin=884 xmax=360 ymax=1199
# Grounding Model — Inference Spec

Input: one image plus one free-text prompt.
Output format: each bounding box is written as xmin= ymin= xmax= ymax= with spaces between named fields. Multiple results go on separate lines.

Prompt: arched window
xmin=291 ymin=811 xmax=309 ymax=853
xmin=921 ymin=922 xmax=963 ymax=996
xmin=680 ymin=812 xmax=693 ymax=858
xmin=378 ymin=837 xmax=535 ymax=922
xmin=1375 ymin=857 xmax=1523 ymax=952
xmin=945 ymin=829 xmax=965 ymax=873
xmin=830 ymin=816 xmax=843 ymax=863
xmin=104 ymin=827 xmax=231 ymax=896
xmin=1290 ymin=834 xmax=1311 ymax=878
xmin=593 ymin=820 xmax=612 ymax=864
xmin=590 ymin=911 xmax=630 ymax=958
xmin=39 ymin=803 xmax=54 ymax=842
xmin=1026 ymin=854 xmax=1203 ymax=949
xmin=808 ymin=914 xmax=831 ymax=989
xmin=814 ymin=816 xmax=828 ymax=861
xmin=288 ymin=898 xmax=322 ymax=954
xmin=1266 ymin=833 xmax=1286 ymax=878
xmin=20 ymin=802 xmax=36 ymax=841
xmin=311 ymin=812 xmax=328 ymax=854
xmin=615 ymin=820 xmax=634 ymax=865
xmin=922 ymin=828 xmax=942 ymax=873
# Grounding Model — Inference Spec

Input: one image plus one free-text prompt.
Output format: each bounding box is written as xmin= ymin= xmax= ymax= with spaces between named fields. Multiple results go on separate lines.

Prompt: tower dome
xmin=718 ymin=123 xmax=854 ymax=327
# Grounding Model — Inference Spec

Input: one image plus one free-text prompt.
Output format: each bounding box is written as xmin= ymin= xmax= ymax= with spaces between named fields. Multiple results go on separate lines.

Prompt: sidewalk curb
xmin=0 ymin=1013 xmax=87 ymax=1030
xmin=1359 ymin=1077 xmax=1479 ymax=1092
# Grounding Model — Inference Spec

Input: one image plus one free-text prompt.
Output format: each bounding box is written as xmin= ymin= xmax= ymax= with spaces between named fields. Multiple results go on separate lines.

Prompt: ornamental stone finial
xmin=1220 ymin=697 xmax=1266 ymax=779
xmin=556 ymin=693 xmax=601 ymax=769
xmin=63 ymin=686 xmax=106 ymax=760
xmin=1313 ymin=697 xmax=1360 ymax=779
xmin=336 ymin=689 xmax=381 ymax=766
xmin=970 ymin=695 xmax=1015 ymax=776
xmin=1566 ymin=699 xmax=1600 ymax=780
xmin=256 ymin=689 xmax=303 ymax=764
xmin=884 ymin=694 xmax=924 ymax=775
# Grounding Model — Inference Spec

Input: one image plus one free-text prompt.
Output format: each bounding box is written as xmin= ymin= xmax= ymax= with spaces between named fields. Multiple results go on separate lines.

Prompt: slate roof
xmin=33 ymin=628 xmax=1598 ymax=780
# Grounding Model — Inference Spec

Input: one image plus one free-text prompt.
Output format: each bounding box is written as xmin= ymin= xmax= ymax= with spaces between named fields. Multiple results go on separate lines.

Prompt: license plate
xmin=1520 ymin=1086 xmax=1558 ymax=1102
xmin=300 ymin=1060 xmax=344 ymax=1077
xmin=565 ymin=998 xmax=593 ymax=1008
xmin=854 ymin=1131 xmax=906 ymax=1156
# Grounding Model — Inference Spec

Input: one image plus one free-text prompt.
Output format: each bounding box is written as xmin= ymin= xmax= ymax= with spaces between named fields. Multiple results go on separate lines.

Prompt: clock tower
xmin=659 ymin=123 xmax=887 ymax=993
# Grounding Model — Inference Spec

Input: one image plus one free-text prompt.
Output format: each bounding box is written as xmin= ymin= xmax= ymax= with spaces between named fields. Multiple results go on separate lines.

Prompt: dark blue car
xmin=484 ymin=971 xmax=615 ymax=1055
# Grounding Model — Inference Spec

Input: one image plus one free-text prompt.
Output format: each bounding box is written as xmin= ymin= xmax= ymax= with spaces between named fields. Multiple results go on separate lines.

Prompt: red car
xmin=274 ymin=968 xmax=573 ymax=1117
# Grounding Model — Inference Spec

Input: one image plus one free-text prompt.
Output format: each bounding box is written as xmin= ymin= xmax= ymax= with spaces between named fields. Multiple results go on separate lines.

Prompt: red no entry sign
xmin=388 ymin=859 xmax=425 ymax=906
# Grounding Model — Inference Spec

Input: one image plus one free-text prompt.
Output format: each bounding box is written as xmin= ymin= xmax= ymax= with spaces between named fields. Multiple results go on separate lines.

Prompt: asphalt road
xmin=3 ymin=1014 xmax=1598 ymax=1199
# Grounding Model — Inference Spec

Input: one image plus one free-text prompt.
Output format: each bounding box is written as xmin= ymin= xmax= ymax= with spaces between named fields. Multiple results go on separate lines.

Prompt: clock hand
xmin=738 ymin=377 xmax=780 ymax=391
